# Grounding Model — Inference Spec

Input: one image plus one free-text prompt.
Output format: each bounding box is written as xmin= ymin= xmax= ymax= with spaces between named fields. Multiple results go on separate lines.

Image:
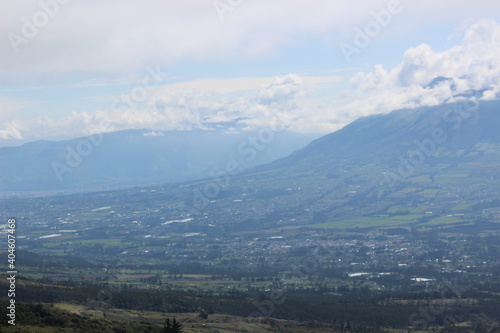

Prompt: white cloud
xmin=0 ymin=74 xmax=340 ymax=143
xmin=2 ymin=0 xmax=499 ymax=82
xmin=1 ymin=20 xmax=499 ymax=145
xmin=0 ymin=0 xmax=360 ymax=82
xmin=339 ymin=19 xmax=500 ymax=118
xmin=159 ymin=75 xmax=341 ymax=94
xmin=143 ymin=131 xmax=165 ymax=137
xmin=0 ymin=120 xmax=25 ymax=140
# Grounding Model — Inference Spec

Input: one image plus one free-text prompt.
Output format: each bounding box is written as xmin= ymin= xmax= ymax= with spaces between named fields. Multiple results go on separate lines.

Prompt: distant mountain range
xmin=0 ymin=128 xmax=318 ymax=195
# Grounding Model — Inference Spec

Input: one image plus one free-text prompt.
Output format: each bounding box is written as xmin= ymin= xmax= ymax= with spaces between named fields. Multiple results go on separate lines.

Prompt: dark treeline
xmin=3 ymin=278 xmax=499 ymax=330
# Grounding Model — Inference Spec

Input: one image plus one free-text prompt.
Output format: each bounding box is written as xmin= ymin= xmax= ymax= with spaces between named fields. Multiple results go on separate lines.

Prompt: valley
xmin=1 ymin=100 xmax=500 ymax=332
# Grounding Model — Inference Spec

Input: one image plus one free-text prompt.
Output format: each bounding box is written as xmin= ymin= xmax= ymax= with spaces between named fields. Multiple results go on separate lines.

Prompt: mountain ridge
xmin=261 ymin=99 xmax=500 ymax=173
xmin=0 ymin=128 xmax=318 ymax=195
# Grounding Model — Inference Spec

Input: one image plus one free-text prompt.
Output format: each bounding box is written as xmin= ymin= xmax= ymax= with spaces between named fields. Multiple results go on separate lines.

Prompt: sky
xmin=0 ymin=0 xmax=499 ymax=146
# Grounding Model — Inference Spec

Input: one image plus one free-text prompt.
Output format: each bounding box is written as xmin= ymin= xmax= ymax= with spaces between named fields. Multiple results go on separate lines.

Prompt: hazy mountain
xmin=219 ymin=99 xmax=500 ymax=230
xmin=0 ymin=128 xmax=319 ymax=195
xmin=268 ymin=98 xmax=500 ymax=172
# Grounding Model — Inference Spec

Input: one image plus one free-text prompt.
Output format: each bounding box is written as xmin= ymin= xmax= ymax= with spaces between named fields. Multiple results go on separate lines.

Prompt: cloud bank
xmin=1 ymin=20 xmax=499 ymax=144
xmin=1 ymin=0 xmax=499 ymax=82
xmin=342 ymin=19 xmax=500 ymax=118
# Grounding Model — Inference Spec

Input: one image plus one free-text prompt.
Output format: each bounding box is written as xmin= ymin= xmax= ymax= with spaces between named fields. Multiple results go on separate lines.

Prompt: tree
xmin=198 ymin=310 xmax=209 ymax=320
xmin=163 ymin=318 xmax=184 ymax=333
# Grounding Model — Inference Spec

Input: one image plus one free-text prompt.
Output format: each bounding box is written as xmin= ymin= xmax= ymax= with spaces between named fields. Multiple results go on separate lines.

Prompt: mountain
xmin=0 ymin=128 xmax=318 ymax=195
xmin=268 ymin=98 xmax=500 ymax=172
xmin=2 ymin=100 xmax=499 ymax=232
xmin=224 ymin=99 xmax=500 ymax=230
